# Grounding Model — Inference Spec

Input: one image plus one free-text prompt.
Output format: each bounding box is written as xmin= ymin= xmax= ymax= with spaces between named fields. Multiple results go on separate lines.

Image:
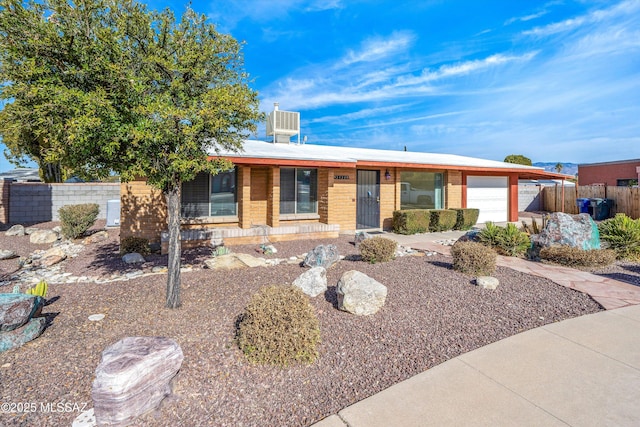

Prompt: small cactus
xmin=12 ymin=284 xmax=20 ymax=294
xmin=26 ymin=279 xmax=48 ymax=298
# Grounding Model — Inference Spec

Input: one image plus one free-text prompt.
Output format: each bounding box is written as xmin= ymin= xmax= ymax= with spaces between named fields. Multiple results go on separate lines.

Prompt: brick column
xmin=238 ymin=166 xmax=252 ymax=229
xmin=508 ymin=173 xmax=519 ymax=222
xmin=267 ymin=167 xmax=280 ymax=227
xmin=0 ymin=179 xmax=11 ymax=224
xmin=636 ymin=166 xmax=640 ymax=183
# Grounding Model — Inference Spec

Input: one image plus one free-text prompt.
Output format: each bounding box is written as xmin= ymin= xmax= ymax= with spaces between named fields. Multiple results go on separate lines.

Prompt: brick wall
xmin=579 ymin=161 xmax=640 ymax=186
xmin=0 ymin=179 xmax=10 ymax=223
xmin=120 ymin=179 xmax=167 ymax=244
xmin=379 ymin=168 xmax=397 ymax=229
xmin=238 ymin=165 xmax=251 ymax=228
xmin=326 ymin=168 xmax=357 ymax=232
xmin=267 ymin=168 xmax=280 ymax=227
xmin=4 ymin=182 xmax=120 ymax=224
xmin=250 ymin=168 xmax=268 ymax=225
xmin=446 ymin=171 xmax=462 ymax=209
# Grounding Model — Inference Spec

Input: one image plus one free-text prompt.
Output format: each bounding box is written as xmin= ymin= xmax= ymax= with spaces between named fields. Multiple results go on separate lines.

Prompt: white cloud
xmin=505 ymin=10 xmax=549 ymax=26
xmin=341 ymin=31 xmax=415 ymax=65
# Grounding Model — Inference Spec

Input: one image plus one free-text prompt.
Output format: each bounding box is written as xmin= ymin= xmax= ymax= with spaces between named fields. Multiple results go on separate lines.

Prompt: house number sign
xmin=334 ymin=175 xmax=350 ymax=180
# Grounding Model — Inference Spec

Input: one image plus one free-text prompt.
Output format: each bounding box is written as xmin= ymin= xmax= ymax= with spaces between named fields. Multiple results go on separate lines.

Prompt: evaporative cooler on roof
xmin=266 ymin=103 xmax=300 ymax=144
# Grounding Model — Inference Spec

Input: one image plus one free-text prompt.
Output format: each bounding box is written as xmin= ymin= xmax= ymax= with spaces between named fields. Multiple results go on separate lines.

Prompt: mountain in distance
xmin=533 ymin=162 xmax=578 ymax=176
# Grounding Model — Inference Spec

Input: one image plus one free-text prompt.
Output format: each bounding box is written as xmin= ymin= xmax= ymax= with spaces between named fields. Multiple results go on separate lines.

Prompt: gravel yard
xmin=0 ymin=223 xmax=607 ymax=426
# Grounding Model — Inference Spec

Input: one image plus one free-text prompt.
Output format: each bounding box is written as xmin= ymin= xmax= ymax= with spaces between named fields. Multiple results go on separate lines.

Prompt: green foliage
xmin=451 ymin=241 xmax=497 ymax=276
xmin=450 ymin=208 xmax=480 ymax=230
xmin=429 ymin=209 xmax=457 ymax=232
xmin=540 ymin=246 xmax=617 ymax=268
xmin=237 ymin=285 xmax=321 ymax=366
xmin=392 ymin=210 xmax=430 ymax=234
xmin=478 ymin=222 xmax=502 ymax=247
xmin=478 ymin=222 xmax=530 ymax=257
xmin=25 ymin=279 xmax=48 ymax=298
xmin=598 ymin=214 xmax=640 ymax=260
xmin=503 ymin=154 xmax=532 ymax=166
xmin=359 ymin=237 xmax=397 ymax=263
xmin=495 ymin=223 xmax=531 ymax=257
xmin=58 ymin=203 xmax=99 ymax=239
xmin=120 ymin=236 xmax=150 ymax=255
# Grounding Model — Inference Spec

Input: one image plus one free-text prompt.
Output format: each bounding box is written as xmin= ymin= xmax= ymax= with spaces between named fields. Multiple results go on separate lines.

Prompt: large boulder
xmin=5 ymin=224 xmax=25 ymax=237
xmin=0 ymin=294 xmax=45 ymax=332
xmin=531 ymin=212 xmax=600 ymax=250
xmin=0 ymin=317 xmax=47 ymax=353
xmin=303 ymin=244 xmax=340 ymax=269
xmin=337 ymin=270 xmax=387 ymax=316
xmin=122 ymin=252 xmax=146 ymax=264
xmin=204 ymin=253 xmax=266 ymax=270
xmin=92 ymin=336 xmax=184 ymax=427
xmin=293 ymin=267 xmax=327 ymax=297
xmin=29 ymin=229 xmax=58 ymax=244
xmin=39 ymin=247 xmax=67 ymax=267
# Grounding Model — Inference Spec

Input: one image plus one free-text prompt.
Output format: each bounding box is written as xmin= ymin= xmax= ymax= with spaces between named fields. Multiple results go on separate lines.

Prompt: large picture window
xmin=400 ymin=171 xmax=444 ymax=210
xmin=280 ymin=168 xmax=318 ymax=215
xmin=181 ymin=169 xmax=237 ymax=218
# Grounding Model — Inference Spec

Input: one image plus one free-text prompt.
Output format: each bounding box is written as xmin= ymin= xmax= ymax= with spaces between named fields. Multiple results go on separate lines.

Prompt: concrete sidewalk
xmin=311 ymin=229 xmax=640 ymax=427
xmin=314 ymin=305 xmax=640 ymax=427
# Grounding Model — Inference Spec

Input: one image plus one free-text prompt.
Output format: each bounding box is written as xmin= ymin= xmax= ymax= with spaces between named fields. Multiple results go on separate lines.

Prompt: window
xmin=617 ymin=178 xmax=638 ymax=187
xmin=280 ymin=168 xmax=318 ymax=214
xmin=181 ymin=169 xmax=237 ymax=218
xmin=400 ymin=172 xmax=444 ymax=209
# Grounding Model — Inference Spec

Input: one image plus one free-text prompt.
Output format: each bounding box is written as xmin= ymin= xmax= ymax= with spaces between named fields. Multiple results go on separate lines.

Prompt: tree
xmin=0 ymin=0 xmax=261 ymax=307
xmin=503 ymin=154 xmax=532 ymax=166
xmin=555 ymin=162 xmax=563 ymax=173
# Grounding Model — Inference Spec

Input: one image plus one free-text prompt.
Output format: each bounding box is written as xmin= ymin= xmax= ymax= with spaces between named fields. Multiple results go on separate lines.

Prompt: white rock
xmin=122 ymin=253 xmax=145 ymax=264
xmin=29 ymin=229 xmax=58 ymax=244
xmin=0 ymin=249 xmax=18 ymax=260
xmin=293 ymin=267 xmax=327 ymax=297
xmin=337 ymin=270 xmax=387 ymax=316
xmin=476 ymin=276 xmax=499 ymax=290
xmin=5 ymin=225 xmax=25 ymax=236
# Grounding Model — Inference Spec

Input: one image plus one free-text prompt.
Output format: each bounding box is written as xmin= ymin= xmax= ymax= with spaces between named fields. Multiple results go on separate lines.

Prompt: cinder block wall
xmin=7 ymin=182 xmax=120 ymax=224
xmin=446 ymin=171 xmax=462 ymax=209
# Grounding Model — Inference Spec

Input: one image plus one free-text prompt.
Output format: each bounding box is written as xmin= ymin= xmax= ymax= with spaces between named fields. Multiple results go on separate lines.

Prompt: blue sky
xmin=2 ymin=0 xmax=640 ymax=171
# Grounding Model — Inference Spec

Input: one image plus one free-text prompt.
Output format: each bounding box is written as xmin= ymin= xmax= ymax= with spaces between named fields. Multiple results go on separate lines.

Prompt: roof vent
xmin=266 ymin=103 xmax=300 ymax=144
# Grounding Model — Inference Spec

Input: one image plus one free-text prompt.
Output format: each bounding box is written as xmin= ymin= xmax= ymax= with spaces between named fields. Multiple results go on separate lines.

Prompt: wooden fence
xmin=542 ymin=185 xmax=640 ymax=219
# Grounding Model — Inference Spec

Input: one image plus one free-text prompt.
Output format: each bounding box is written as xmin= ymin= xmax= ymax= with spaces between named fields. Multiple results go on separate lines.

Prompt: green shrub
xmin=429 ymin=209 xmax=457 ymax=232
xmin=540 ymin=246 xmax=617 ymax=268
xmin=393 ymin=210 xmax=430 ymax=234
xmin=58 ymin=203 xmax=100 ymax=239
xmin=120 ymin=236 xmax=150 ymax=255
xmin=495 ymin=223 xmax=531 ymax=257
xmin=598 ymin=214 xmax=640 ymax=260
xmin=477 ymin=222 xmax=501 ymax=247
xmin=478 ymin=222 xmax=531 ymax=257
xmin=450 ymin=208 xmax=480 ymax=230
xmin=451 ymin=241 xmax=497 ymax=276
xmin=236 ymin=285 xmax=320 ymax=366
xmin=359 ymin=236 xmax=397 ymax=263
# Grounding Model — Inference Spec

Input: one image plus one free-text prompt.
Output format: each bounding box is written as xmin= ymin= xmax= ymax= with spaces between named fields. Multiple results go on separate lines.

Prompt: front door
xmin=356 ymin=170 xmax=380 ymax=229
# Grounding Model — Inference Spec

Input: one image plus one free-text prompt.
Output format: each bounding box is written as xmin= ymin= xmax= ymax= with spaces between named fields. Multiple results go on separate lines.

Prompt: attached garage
xmin=466 ymin=176 xmax=508 ymax=223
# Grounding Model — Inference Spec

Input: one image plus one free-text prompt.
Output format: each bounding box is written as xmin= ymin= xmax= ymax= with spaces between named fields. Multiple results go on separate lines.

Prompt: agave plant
xmin=598 ymin=214 xmax=640 ymax=260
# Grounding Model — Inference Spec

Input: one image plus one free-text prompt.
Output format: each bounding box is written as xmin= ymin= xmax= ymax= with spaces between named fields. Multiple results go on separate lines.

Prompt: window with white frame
xmin=181 ymin=169 xmax=237 ymax=218
xmin=280 ymin=168 xmax=318 ymax=214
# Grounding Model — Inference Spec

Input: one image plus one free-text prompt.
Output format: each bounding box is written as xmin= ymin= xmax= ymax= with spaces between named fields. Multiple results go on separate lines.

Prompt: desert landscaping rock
xmin=29 ymin=229 xmax=58 ymax=244
xmin=476 ymin=276 xmax=500 ymax=290
xmin=122 ymin=252 xmax=145 ymax=264
xmin=303 ymin=244 xmax=340 ymax=269
xmin=204 ymin=253 xmax=266 ymax=270
xmin=5 ymin=225 xmax=25 ymax=236
xmin=0 ymin=293 xmax=44 ymax=332
xmin=92 ymin=336 xmax=184 ymax=427
xmin=293 ymin=266 xmax=327 ymax=297
xmin=531 ymin=212 xmax=600 ymax=250
xmin=82 ymin=231 xmax=109 ymax=245
xmin=354 ymin=231 xmax=373 ymax=247
xmin=0 ymin=316 xmax=47 ymax=353
xmin=337 ymin=270 xmax=388 ymax=315
xmin=0 ymin=249 xmax=17 ymax=260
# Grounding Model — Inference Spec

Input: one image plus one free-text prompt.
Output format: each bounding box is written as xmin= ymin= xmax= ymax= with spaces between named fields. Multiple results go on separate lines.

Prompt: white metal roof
xmin=211 ymin=139 xmax=546 ymax=172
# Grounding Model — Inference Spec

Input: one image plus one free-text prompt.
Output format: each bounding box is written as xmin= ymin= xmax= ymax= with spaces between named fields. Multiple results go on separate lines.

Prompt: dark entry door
xmin=357 ymin=170 xmax=380 ymax=229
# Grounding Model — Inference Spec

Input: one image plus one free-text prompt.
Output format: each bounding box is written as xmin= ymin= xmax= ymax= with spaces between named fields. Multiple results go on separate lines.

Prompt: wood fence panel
xmin=541 ymin=185 xmax=640 ymax=219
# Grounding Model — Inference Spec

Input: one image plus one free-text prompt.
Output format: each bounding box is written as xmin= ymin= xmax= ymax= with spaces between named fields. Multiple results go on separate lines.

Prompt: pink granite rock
xmin=91 ymin=336 xmax=183 ymax=427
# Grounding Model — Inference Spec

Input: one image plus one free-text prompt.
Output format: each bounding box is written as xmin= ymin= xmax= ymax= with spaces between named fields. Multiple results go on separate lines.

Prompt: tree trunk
xmin=39 ymin=161 xmax=64 ymax=183
xmin=165 ymin=180 xmax=182 ymax=308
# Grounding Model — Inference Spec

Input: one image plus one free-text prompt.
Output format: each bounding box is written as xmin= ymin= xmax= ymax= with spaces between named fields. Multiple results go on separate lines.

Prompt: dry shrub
xmin=119 ymin=236 xmax=150 ymax=255
xmin=451 ymin=241 xmax=497 ymax=275
xmin=539 ymin=245 xmax=617 ymax=268
xmin=237 ymin=285 xmax=320 ymax=366
xmin=359 ymin=236 xmax=397 ymax=263
xmin=58 ymin=203 xmax=99 ymax=239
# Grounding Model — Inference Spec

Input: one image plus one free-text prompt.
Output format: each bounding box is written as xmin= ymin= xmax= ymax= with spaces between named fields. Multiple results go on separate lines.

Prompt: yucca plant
xmin=598 ymin=214 xmax=640 ymax=260
xmin=495 ymin=223 xmax=531 ymax=257
xmin=478 ymin=222 xmax=501 ymax=248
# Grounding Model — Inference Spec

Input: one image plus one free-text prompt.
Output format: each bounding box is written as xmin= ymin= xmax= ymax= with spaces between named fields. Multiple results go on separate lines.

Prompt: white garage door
xmin=467 ymin=176 xmax=508 ymax=223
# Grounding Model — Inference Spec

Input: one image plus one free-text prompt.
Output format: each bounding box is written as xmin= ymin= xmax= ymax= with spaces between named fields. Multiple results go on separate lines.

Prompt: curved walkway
xmin=311 ymin=231 xmax=640 ymax=427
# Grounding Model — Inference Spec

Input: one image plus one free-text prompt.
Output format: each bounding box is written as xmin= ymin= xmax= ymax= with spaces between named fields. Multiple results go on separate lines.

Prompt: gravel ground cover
xmin=0 ymin=222 xmax=608 ymax=426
